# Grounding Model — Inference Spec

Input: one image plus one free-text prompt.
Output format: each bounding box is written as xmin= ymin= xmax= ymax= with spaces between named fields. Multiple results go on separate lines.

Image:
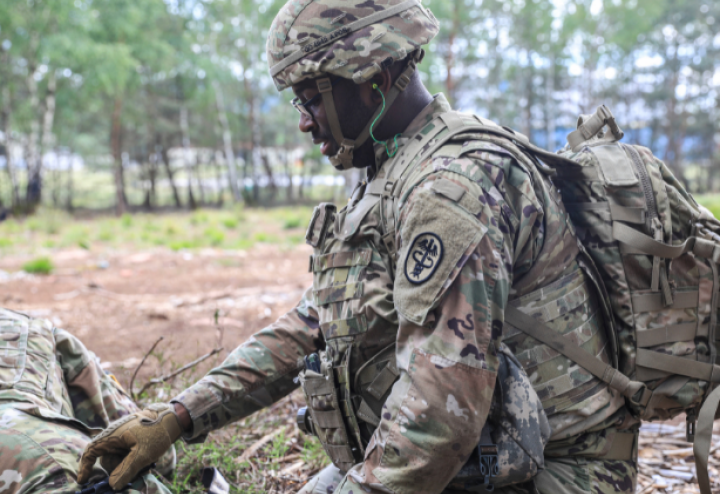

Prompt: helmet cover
xmin=266 ymin=0 xmax=439 ymax=91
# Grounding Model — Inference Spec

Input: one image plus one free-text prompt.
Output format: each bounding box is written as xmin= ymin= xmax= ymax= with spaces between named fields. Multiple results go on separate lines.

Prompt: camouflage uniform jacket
xmin=173 ymin=94 xmax=631 ymax=494
xmin=0 ymin=308 xmax=155 ymax=492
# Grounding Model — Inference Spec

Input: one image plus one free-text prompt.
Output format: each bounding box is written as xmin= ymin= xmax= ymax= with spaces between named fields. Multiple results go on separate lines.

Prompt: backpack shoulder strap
xmin=504 ymin=304 xmax=651 ymax=408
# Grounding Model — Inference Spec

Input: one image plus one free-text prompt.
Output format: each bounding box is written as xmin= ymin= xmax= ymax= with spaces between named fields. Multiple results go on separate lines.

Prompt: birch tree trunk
xmin=179 ymin=104 xmax=196 ymax=209
xmin=1 ymin=84 xmax=18 ymax=209
xmin=25 ymin=59 xmax=42 ymax=207
xmin=212 ymin=80 xmax=241 ymax=202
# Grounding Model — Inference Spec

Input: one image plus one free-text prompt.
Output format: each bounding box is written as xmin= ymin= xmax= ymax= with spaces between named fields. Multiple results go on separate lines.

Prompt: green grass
xmin=0 ymin=206 xmax=315 ymax=258
xmin=22 ymin=257 xmax=54 ymax=274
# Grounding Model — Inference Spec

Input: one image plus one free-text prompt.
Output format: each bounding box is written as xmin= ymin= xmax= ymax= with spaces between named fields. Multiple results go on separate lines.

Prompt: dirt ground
xmin=0 ymin=244 xmax=313 ymax=391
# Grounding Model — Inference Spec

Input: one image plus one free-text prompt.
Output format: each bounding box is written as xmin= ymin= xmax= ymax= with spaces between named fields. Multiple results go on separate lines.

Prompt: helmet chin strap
xmin=316 ymin=52 xmax=421 ymax=170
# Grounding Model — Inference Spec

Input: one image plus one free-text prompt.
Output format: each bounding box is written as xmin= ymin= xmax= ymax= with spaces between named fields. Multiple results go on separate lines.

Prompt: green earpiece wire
xmin=369 ymin=83 xmax=401 ymax=158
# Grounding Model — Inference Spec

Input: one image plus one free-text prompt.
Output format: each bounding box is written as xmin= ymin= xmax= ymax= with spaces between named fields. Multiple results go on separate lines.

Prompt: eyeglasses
xmin=290 ymin=78 xmax=340 ymax=119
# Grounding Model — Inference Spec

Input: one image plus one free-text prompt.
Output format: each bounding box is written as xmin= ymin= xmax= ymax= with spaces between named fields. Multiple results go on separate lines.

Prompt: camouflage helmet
xmin=266 ymin=0 xmax=439 ymax=170
xmin=266 ymin=0 xmax=439 ymax=91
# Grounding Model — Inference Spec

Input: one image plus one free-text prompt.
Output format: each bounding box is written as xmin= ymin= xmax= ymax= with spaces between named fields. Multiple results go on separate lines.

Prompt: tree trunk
xmin=66 ymin=149 xmax=74 ymax=213
xmin=25 ymin=60 xmax=42 ymax=208
xmin=160 ymin=144 xmax=182 ymax=208
xmin=261 ymin=152 xmax=277 ymax=200
xmin=444 ymin=0 xmax=461 ymax=106
xmin=179 ymin=105 xmax=196 ymax=209
xmin=111 ymin=97 xmax=127 ymax=215
xmin=1 ymin=84 xmax=18 ymax=209
xmin=212 ymin=81 xmax=241 ymax=202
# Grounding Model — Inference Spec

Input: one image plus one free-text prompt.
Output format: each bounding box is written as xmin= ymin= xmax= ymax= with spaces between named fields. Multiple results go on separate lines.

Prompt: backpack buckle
xmin=479 ymin=444 xmax=499 ymax=492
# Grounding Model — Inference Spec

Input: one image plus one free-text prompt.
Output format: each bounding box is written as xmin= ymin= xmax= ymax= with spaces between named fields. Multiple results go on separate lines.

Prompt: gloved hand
xmin=77 ymin=403 xmax=183 ymax=489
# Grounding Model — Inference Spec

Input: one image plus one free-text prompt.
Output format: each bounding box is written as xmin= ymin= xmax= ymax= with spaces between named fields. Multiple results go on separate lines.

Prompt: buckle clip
xmin=479 ymin=444 xmax=499 ymax=492
xmin=317 ymin=77 xmax=333 ymax=93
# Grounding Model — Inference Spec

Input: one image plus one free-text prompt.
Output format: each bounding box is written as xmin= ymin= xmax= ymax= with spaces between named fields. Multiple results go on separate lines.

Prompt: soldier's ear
xmin=369 ymin=69 xmax=393 ymax=105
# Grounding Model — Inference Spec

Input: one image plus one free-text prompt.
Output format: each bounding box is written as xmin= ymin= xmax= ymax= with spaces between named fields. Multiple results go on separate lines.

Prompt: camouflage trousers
xmin=298 ymin=457 xmax=637 ymax=494
xmin=0 ymin=406 xmax=171 ymax=494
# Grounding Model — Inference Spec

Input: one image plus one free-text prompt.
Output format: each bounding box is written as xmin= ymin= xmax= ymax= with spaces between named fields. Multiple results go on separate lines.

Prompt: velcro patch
xmin=396 ymin=189 xmax=487 ymax=325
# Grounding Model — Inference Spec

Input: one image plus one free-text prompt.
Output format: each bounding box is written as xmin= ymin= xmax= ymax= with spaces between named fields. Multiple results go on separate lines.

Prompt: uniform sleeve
xmin=54 ymin=328 xmax=140 ymax=428
xmin=335 ymin=158 xmax=531 ymax=494
xmin=172 ymin=286 xmax=323 ymax=441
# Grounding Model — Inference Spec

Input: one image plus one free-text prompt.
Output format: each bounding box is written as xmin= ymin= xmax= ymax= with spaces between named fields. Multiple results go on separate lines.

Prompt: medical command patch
xmin=404 ymin=233 xmax=444 ymax=284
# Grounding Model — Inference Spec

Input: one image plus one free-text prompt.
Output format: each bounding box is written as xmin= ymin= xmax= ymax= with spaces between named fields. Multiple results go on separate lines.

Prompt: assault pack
xmin=497 ymin=105 xmax=720 ymax=494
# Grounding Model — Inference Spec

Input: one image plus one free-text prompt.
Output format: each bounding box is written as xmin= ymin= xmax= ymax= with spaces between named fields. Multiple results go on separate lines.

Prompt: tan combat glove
xmin=77 ymin=403 xmax=183 ymax=489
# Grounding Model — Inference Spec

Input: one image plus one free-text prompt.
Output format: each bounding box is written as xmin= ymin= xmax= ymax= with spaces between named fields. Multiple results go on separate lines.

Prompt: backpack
xmin=505 ymin=105 xmax=720 ymax=494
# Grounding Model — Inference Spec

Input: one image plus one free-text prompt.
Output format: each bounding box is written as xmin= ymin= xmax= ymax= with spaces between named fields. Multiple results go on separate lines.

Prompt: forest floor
xmin=1 ymin=207 xmax=720 ymax=492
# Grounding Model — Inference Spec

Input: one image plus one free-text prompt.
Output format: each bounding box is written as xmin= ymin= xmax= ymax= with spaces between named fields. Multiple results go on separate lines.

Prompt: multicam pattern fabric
xmin=0 ymin=308 xmax=171 ymax=493
xmin=174 ymin=94 xmax=637 ymax=494
xmin=555 ymin=140 xmax=720 ymax=422
xmin=266 ymin=0 xmax=439 ymax=90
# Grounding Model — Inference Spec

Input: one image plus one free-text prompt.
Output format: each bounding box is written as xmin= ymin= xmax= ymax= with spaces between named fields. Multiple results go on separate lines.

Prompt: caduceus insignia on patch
xmin=405 ymin=232 xmax=444 ymax=285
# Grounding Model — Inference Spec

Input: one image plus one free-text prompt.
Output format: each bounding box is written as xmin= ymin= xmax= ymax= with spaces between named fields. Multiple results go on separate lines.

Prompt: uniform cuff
xmin=171 ymin=383 xmax=223 ymax=442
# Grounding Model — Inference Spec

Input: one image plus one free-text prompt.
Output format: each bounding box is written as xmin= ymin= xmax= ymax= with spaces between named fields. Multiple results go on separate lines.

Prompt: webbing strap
xmin=367 ymin=360 xmax=400 ymax=400
xmin=312 ymin=409 xmax=344 ymax=428
xmin=304 ymin=376 xmax=334 ymax=396
xmin=695 ymin=385 xmax=720 ymax=494
xmin=323 ymin=444 xmax=355 ymax=464
xmin=613 ymin=222 xmax=695 ymax=259
xmin=355 ymin=399 xmax=380 ymax=427
xmin=636 ymin=322 xmax=698 ymax=347
xmin=567 ymin=105 xmax=625 ymax=152
xmin=631 ymin=290 xmax=698 ymax=312
xmin=636 ymin=349 xmax=720 ymax=383
xmin=269 ymin=0 xmax=421 ymax=76
xmin=569 ymin=202 xmax=646 ymax=224
xmin=505 ymin=306 xmax=649 ymax=405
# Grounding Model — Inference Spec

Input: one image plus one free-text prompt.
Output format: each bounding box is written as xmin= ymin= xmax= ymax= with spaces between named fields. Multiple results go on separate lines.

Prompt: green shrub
xmin=121 ymin=213 xmax=133 ymax=228
xmin=0 ymin=238 xmax=14 ymax=248
xmin=78 ymin=240 xmax=91 ymax=250
xmin=23 ymin=257 xmax=54 ymax=274
xmin=282 ymin=216 xmax=302 ymax=229
xmin=204 ymin=227 xmax=225 ymax=246
xmin=221 ymin=217 xmax=238 ymax=229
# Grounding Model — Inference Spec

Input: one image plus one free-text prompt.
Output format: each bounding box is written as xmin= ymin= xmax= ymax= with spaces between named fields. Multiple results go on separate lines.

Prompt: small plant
xmin=204 ymin=227 xmax=225 ymax=247
xmin=282 ymin=216 xmax=302 ymax=230
xmin=222 ymin=217 xmax=239 ymax=229
xmin=121 ymin=213 xmax=133 ymax=228
xmin=78 ymin=239 xmax=91 ymax=250
xmin=23 ymin=257 xmax=54 ymax=274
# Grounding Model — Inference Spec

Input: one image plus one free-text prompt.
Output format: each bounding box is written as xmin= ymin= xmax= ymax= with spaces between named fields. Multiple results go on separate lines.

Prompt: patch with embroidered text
xmin=404 ymin=233 xmax=444 ymax=284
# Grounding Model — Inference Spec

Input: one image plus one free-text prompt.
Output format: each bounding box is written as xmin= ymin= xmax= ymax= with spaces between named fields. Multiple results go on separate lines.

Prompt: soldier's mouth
xmin=313 ymin=137 xmax=335 ymax=156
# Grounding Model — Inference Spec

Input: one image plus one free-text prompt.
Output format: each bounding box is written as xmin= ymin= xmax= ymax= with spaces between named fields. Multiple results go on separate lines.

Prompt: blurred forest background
xmin=0 ymin=0 xmax=719 ymax=216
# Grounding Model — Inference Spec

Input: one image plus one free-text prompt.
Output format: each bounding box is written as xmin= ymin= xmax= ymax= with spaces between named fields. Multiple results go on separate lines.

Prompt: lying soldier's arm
xmin=78 ymin=286 xmax=322 ymax=489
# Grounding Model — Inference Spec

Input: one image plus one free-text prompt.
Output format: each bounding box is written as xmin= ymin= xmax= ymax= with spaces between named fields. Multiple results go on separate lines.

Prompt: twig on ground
xmin=130 ymin=336 xmax=164 ymax=401
xmin=135 ymin=346 xmax=223 ymax=398
xmin=235 ymin=427 xmax=287 ymax=464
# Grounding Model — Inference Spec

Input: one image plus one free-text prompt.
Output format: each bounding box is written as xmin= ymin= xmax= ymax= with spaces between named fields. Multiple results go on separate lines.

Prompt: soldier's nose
xmin=299 ymin=112 xmax=316 ymax=133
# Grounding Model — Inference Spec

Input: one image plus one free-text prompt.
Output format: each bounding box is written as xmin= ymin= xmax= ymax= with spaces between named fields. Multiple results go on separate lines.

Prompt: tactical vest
xmin=298 ymin=110 xmax=631 ymax=489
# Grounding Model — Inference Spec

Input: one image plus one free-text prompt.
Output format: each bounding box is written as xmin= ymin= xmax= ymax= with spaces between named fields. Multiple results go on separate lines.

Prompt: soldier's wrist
xmin=172 ymin=401 xmax=193 ymax=433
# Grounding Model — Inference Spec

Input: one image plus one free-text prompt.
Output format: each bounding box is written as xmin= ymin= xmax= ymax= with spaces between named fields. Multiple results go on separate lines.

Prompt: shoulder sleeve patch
xmin=396 ymin=189 xmax=487 ymax=325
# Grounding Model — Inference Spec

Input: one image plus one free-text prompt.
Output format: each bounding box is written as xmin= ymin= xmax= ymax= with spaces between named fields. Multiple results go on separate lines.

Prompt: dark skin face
xmin=291 ymin=61 xmax=434 ymax=172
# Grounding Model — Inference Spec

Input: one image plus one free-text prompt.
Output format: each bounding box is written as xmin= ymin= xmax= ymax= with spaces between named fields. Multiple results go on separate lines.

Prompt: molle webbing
xmin=502 ymin=266 xmax=622 ymax=415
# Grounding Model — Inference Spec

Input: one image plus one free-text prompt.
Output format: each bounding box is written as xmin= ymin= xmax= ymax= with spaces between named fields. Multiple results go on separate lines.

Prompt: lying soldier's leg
xmin=0 ymin=406 xmax=171 ymax=493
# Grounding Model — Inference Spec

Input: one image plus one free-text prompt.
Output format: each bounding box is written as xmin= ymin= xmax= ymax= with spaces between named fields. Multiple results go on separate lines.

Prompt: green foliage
xmin=22 ymin=257 xmax=54 ymax=275
xmin=282 ymin=216 xmax=302 ymax=230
